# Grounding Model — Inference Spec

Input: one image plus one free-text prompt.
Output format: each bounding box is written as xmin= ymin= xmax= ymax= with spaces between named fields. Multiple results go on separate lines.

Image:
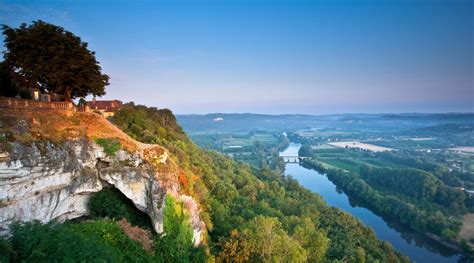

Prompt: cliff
xmin=0 ymin=109 xmax=205 ymax=245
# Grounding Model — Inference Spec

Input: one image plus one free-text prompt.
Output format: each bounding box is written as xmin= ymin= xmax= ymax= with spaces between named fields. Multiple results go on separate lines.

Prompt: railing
xmin=0 ymin=96 xmax=75 ymax=110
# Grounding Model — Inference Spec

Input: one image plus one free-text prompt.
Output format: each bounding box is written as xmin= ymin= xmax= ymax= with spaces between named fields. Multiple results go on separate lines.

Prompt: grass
xmin=362 ymin=158 xmax=407 ymax=168
xmin=320 ymin=158 xmax=360 ymax=173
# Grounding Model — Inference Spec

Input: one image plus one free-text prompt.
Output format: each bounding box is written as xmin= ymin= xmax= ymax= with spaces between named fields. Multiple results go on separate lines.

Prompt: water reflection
xmin=346 ymin=194 xmax=462 ymax=258
xmin=280 ymin=143 xmax=470 ymax=263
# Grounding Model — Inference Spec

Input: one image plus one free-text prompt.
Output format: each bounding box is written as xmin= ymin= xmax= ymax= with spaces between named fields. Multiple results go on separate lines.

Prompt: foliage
xmin=9 ymin=220 xmax=120 ymax=262
xmin=154 ymin=195 xmax=197 ymax=262
xmin=19 ymin=89 xmax=32 ymax=99
xmin=117 ymin=219 xmax=155 ymax=252
xmin=3 ymin=216 xmax=207 ymax=262
xmin=360 ymin=165 xmax=438 ymax=200
xmin=298 ymin=144 xmax=313 ymax=157
xmin=93 ymin=137 xmax=122 ymax=156
xmin=218 ymin=215 xmax=307 ymax=262
xmin=0 ymin=104 xmax=412 ymax=262
xmin=303 ymin=158 xmax=462 ymax=239
xmin=67 ymin=219 xmax=153 ymax=262
xmin=112 ymin=103 xmax=409 ymax=262
xmin=0 ymin=237 xmax=17 ymax=262
xmin=113 ymin=102 xmax=184 ymax=144
xmin=0 ymin=61 xmax=18 ymax=97
xmin=2 ymin=21 xmax=109 ymax=100
xmin=88 ymin=187 xmax=153 ymax=229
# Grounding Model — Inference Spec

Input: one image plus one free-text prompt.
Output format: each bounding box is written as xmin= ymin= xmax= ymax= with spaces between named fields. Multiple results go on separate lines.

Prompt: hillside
xmin=0 ymin=105 xmax=409 ymax=262
xmin=112 ymin=103 xmax=410 ymax=262
xmin=0 ymin=108 xmax=206 ymax=261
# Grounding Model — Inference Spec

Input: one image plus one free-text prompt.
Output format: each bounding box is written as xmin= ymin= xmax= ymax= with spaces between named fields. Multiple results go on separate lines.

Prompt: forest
xmin=110 ymin=103 xmax=409 ymax=262
xmin=0 ymin=103 xmax=409 ymax=262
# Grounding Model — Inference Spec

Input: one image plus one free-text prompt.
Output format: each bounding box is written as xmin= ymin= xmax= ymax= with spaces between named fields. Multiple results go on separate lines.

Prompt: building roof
xmin=87 ymin=99 xmax=123 ymax=112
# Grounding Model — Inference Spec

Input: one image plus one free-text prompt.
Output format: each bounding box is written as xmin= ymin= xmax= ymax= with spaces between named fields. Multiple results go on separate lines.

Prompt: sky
xmin=0 ymin=0 xmax=472 ymax=114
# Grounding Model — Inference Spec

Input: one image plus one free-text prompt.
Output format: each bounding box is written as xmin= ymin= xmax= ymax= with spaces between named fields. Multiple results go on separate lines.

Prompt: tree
xmin=218 ymin=216 xmax=307 ymax=262
xmin=2 ymin=20 xmax=109 ymax=101
xmin=298 ymin=145 xmax=313 ymax=157
xmin=0 ymin=61 xmax=18 ymax=97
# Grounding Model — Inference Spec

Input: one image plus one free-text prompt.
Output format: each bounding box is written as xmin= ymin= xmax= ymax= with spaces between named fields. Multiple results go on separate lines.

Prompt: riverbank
xmin=280 ymin=143 xmax=469 ymax=262
xmin=299 ymin=157 xmax=473 ymax=260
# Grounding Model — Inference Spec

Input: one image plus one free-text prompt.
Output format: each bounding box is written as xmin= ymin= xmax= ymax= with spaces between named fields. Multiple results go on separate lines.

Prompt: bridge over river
xmin=280 ymin=155 xmax=309 ymax=163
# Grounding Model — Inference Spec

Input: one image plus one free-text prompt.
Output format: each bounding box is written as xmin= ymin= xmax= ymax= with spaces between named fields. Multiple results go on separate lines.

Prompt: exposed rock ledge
xmin=0 ymin=139 xmax=205 ymax=245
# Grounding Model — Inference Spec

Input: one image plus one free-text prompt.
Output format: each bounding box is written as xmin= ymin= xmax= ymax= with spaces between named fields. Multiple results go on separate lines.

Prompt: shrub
xmin=93 ymin=137 xmax=121 ymax=156
xmin=68 ymin=219 xmax=153 ymax=262
xmin=154 ymin=195 xmax=195 ymax=262
xmin=117 ymin=219 xmax=154 ymax=252
xmin=19 ymin=89 xmax=32 ymax=99
xmin=0 ymin=237 xmax=17 ymax=262
xmin=88 ymin=187 xmax=153 ymax=229
xmin=9 ymin=221 xmax=117 ymax=262
xmin=8 ymin=219 xmax=157 ymax=262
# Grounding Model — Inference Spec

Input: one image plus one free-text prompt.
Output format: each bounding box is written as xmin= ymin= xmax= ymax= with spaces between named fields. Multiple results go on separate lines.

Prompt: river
xmin=280 ymin=143 xmax=468 ymax=263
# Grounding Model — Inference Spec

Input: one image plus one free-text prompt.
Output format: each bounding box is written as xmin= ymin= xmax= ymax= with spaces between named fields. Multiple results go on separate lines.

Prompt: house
xmin=86 ymin=98 xmax=123 ymax=117
xmin=28 ymin=88 xmax=64 ymax=102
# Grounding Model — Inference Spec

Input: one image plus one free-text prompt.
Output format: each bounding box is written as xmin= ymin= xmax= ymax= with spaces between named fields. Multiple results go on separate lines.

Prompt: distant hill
xmin=177 ymin=113 xmax=474 ymax=133
xmin=404 ymin=123 xmax=474 ymax=136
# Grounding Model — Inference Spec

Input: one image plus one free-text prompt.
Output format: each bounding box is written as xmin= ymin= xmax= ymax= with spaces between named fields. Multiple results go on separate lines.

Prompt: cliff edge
xmin=0 ymin=109 xmax=205 ymax=245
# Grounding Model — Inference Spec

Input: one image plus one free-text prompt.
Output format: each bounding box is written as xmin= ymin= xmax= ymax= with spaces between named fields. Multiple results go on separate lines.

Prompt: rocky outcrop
xmin=0 ymin=139 xmax=205 ymax=245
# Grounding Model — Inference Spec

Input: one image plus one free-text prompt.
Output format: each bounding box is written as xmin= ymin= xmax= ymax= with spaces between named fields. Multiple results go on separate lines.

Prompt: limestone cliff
xmin=0 ymin=109 xmax=205 ymax=245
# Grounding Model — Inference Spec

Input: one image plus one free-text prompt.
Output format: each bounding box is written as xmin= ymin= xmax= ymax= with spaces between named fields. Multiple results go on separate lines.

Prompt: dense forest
xmin=0 ymin=103 xmax=409 ymax=262
xmin=110 ymin=103 xmax=409 ymax=262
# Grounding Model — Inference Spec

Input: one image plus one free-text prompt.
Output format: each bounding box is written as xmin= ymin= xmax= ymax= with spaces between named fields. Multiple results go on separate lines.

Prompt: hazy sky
xmin=1 ymin=0 xmax=472 ymax=114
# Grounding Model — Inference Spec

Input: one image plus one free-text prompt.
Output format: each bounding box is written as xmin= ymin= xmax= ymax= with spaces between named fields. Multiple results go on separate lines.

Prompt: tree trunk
xmin=64 ymin=86 xmax=72 ymax=102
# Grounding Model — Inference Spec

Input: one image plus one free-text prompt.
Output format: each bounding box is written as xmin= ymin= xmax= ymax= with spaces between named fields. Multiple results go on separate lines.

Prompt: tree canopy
xmin=2 ymin=20 xmax=109 ymax=100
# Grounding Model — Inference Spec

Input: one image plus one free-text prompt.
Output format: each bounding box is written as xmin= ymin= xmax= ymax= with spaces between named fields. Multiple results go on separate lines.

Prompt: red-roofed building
xmin=86 ymin=98 xmax=123 ymax=117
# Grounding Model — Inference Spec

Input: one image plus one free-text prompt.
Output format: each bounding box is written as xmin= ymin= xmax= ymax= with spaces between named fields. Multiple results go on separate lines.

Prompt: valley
xmin=178 ymin=112 xmax=474 ymax=262
xmin=0 ymin=3 xmax=472 ymax=261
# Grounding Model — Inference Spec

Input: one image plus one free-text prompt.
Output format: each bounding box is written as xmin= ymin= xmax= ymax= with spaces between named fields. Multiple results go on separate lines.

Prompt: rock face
xmin=0 ymin=139 xmax=205 ymax=245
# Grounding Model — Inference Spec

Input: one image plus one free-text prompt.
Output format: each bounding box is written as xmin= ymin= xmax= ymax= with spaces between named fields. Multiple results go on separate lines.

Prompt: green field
xmin=222 ymin=132 xmax=279 ymax=150
xmin=319 ymin=158 xmax=361 ymax=173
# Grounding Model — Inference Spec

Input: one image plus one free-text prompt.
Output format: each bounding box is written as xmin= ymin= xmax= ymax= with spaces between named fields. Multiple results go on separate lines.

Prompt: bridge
xmin=280 ymin=156 xmax=310 ymax=163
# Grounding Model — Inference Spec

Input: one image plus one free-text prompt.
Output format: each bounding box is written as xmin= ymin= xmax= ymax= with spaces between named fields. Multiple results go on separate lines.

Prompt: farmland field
xmin=222 ymin=132 xmax=279 ymax=150
xmin=448 ymin=147 xmax=474 ymax=153
xmin=319 ymin=158 xmax=360 ymax=173
xmin=328 ymin=141 xmax=393 ymax=152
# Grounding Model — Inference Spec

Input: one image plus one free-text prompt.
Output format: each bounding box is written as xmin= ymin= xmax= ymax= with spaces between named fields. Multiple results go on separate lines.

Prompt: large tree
xmin=2 ymin=21 xmax=109 ymax=101
xmin=0 ymin=61 xmax=18 ymax=97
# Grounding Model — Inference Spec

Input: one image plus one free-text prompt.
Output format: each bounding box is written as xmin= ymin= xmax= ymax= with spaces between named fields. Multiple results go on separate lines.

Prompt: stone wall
xmin=0 ymin=96 xmax=75 ymax=111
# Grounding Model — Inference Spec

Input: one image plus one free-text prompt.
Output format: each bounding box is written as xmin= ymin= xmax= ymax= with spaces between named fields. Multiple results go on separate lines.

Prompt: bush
xmin=19 ymin=89 xmax=32 ymax=99
xmin=68 ymin=219 xmax=153 ymax=262
xmin=8 ymin=220 xmax=155 ymax=262
xmin=88 ymin=187 xmax=153 ymax=229
xmin=93 ymin=137 xmax=121 ymax=156
xmin=9 ymin=221 xmax=117 ymax=262
xmin=154 ymin=195 xmax=195 ymax=262
xmin=0 ymin=237 xmax=17 ymax=262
